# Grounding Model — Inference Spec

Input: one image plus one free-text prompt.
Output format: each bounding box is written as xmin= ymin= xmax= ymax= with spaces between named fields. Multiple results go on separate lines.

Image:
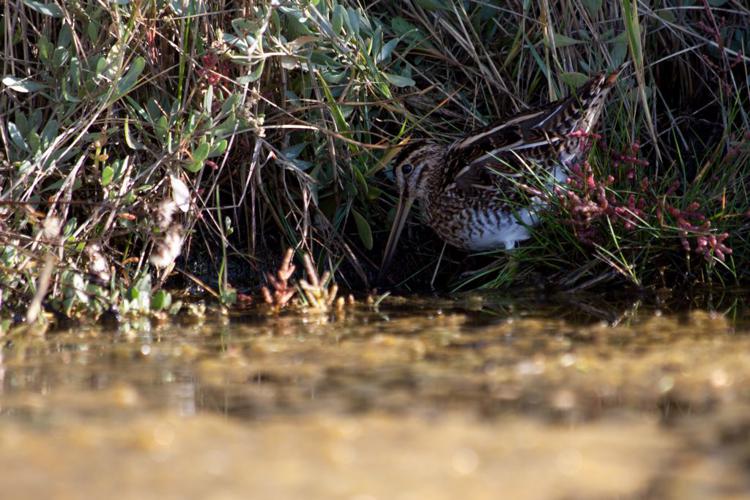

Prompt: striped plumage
xmin=380 ymin=67 xmax=624 ymax=274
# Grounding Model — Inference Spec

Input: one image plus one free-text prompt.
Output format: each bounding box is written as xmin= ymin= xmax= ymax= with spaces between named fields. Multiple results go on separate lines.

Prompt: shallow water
xmin=3 ymin=293 xmax=750 ymax=499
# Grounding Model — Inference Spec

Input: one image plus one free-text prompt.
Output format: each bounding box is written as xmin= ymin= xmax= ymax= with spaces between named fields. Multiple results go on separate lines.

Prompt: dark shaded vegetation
xmin=1 ymin=0 xmax=749 ymax=323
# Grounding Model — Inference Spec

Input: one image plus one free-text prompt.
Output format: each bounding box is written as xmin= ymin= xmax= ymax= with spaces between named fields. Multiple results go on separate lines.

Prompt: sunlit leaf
xmin=2 ymin=75 xmax=45 ymax=93
xmin=7 ymin=122 xmax=29 ymax=152
xmin=124 ymin=116 xmax=144 ymax=150
xmin=101 ymin=166 xmax=114 ymax=187
xmin=22 ymin=0 xmax=63 ymax=17
xmin=208 ymin=139 xmax=228 ymax=158
xmin=377 ymin=38 xmax=399 ymax=64
xmin=203 ymin=85 xmax=213 ymax=111
xmin=193 ymin=140 xmax=210 ymax=162
xmin=185 ymin=140 xmax=209 ymax=172
xmin=383 ymin=72 xmax=415 ymax=88
xmin=116 ymin=56 xmax=145 ymax=96
xmin=151 ymin=290 xmax=172 ymax=311
xmin=99 ymin=43 xmax=124 ymax=83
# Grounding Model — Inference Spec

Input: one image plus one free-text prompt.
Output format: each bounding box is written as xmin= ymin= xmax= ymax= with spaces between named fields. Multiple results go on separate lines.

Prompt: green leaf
xmin=655 ymin=9 xmax=676 ymax=23
xmin=51 ymin=46 xmax=70 ymax=68
xmin=550 ymin=33 xmax=581 ymax=48
xmin=99 ymin=43 xmax=125 ymax=83
xmin=221 ymin=93 xmax=241 ymax=115
xmin=383 ymin=72 xmax=415 ymax=88
xmin=41 ymin=119 xmax=59 ymax=146
xmin=203 ymin=85 xmax=213 ymax=111
xmin=194 ymin=140 xmax=210 ymax=162
xmin=116 ymin=56 xmax=145 ymax=96
xmin=622 ymin=0 xmax=660 ymax=157
xmin=62 ymin=217 xmax=77 ymax=238
xmin=320 ymin=68 xmax=348 ymax=84
xmin=37 ymin=35 xmax=52 ymax=62
xmin=27 ymin=131 xmax=41 ymax=153
xmin=352 ymin=209 xmax=373 ymax=250
xmin=581 ymin=0 xmax=603 ymax=16
xmin=560 ymin=72 xmax=589 ymax=88
xmin=208 ymin=139 xmax=227 ymax=158
xmin=282 ymin=143 xmax=306 ymax=160
xmin=332 ymin=4 xmax=345 ymax=34
xmin=124 ymin=116 xmax=144 ymax=150
xmin=151 ymin=290 xmax=172 ymax=311
xmin=22 ymin=0 xmax=63 ymax=17
xmin=236 ymin=60 xmax=265 ymax=84
xmin=317 ymin=74 xmax=350 ymax=134
xmin=155 ymin=115 xmax=169 ymax=143
xmin=214 ymin=114 xmax=238 ymax=137
xmin=14 ymin=112 xmax=29 ymax=135
xmin=185 ymin=140 xmax=209 ymax=172
xmin=7 ymin=122 xmax=29 ymax=152
xmin=414 ymin=0 xmax=451 ymax=12
xmin=101 ymin=166 xmax=114 ymax=187
xmin=345 ymin=7 xmax=360 ymax=35
xmin=57 ymin=22 xmax=72 ymax=48
xmin=377 ymin=38 xmax=400 ymax=64
xmin=220 ymin=287 xmax=237 ymax=306
xmin=2 ymin=75 xmax=45 ymax=93
xmin=391 ymin=17 xmax=429 ymax=48
xmin=129 ymin=274 xmax=152 ymax=312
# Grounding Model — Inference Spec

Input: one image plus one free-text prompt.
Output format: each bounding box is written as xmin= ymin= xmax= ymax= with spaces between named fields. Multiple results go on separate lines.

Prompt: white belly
xmin=463 ymin=208 xmax=538 ymax=251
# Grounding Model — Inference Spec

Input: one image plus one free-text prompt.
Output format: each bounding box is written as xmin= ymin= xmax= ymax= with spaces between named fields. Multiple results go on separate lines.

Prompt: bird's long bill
xmin=378 ymin=194 xmax=415 ymax=282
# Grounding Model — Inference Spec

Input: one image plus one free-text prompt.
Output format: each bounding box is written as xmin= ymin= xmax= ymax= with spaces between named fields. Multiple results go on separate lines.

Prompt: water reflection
xmin=1 ymin=293 xmax=749 ymax=498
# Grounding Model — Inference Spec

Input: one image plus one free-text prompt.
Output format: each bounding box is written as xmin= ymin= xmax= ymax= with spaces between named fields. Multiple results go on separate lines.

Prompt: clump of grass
xmin=1 ymin=1 xmax=749 ymax=324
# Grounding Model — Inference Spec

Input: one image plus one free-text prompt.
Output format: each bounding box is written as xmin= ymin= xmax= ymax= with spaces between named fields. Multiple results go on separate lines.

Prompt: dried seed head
xmin=150 ymin=225 xmax=184 ymax=269
xmin=42 ymin=215 xmax=62 ymax=242
xmin=85 ymin=243 xmax=111 ymax=282
xmin=155 ymin=199 xmax=178 ymax=231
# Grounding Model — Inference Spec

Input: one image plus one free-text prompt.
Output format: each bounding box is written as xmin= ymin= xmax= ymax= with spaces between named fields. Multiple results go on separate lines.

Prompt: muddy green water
xmin=3 ymin=294 xmax=750 ymax=499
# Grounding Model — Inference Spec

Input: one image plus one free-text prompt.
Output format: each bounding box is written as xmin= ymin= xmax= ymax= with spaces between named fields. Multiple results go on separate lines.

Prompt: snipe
xmin=380 ymin=67 xmax=624 ymax=278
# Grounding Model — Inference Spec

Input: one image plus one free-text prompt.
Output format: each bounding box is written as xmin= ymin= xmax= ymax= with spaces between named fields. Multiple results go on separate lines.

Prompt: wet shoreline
xmin=2 ymin=296 xmax=750 ymax=498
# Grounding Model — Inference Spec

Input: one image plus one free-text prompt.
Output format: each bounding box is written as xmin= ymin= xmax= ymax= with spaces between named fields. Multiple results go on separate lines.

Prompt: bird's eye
xmin=401 ymin=164 xmax=414 ymax=175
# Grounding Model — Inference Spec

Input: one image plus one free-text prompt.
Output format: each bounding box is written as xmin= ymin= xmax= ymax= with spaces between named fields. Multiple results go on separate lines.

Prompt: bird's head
xmin=391 ymin=139 xmax=441 ymax=200
xmin=379 ymin=139 xmax=443 ymax=280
